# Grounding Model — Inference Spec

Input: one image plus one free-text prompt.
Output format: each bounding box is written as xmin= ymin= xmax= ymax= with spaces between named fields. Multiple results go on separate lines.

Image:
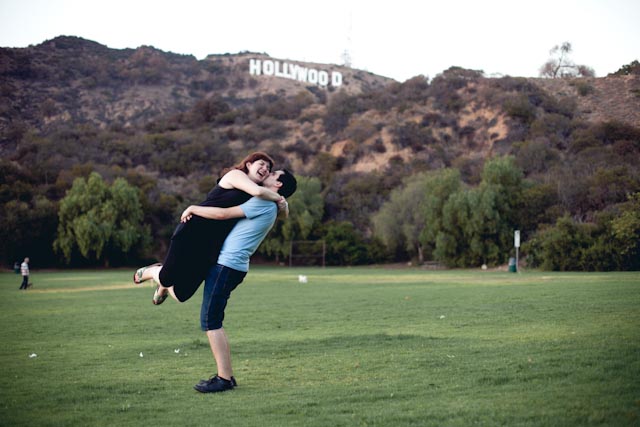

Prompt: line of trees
xmin=3 ymin=153 xmax=638 ymax=271
xmin=372 ymin=156 xmax=640 ymax=270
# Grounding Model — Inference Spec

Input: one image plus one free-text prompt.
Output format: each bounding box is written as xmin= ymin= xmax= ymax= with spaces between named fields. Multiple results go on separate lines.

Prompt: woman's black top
xmin=158 ymin=185 xmax=251 ymax=302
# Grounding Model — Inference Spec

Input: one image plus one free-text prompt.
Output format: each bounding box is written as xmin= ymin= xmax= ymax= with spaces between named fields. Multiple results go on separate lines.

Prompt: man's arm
xmin=220 ymin=170 xmax=283 ymax=202
xmin=181 ymin=205 xmax=246 ymax=223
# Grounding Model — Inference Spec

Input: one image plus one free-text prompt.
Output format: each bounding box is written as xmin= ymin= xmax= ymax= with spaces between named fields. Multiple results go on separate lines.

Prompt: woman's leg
xmin=150 ymin=266 xmax=179 ymax=303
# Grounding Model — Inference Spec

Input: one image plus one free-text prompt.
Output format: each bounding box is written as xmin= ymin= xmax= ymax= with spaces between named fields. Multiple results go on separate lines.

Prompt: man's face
xmin=263 ymin=170 xmax=284 ymax=189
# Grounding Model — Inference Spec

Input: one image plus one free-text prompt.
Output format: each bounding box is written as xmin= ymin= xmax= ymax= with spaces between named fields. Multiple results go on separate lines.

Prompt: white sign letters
xmin=249 ymin=59 xmax=343 ymax=88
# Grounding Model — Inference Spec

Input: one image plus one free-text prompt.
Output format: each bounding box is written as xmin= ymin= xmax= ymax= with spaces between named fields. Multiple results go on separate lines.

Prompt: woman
xmin=133 ymin=152 xmax=286 ymax=304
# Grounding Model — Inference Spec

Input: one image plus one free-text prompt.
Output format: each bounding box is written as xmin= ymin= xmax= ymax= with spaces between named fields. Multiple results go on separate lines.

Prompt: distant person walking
xmin=19 ymin=257 xmax=30 ymax=290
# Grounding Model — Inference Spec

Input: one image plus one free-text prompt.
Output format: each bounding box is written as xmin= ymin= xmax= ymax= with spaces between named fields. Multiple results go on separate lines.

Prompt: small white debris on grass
xmin=439 ymin=315 xmax=446 ymax=319
xmin=174 ymin=349 xmax=180 ymax=354
xmin=28 ymin=353 xmax=37 ymax=358
xmin=139 ymin=352 xmax=144 ymax=358
xmin=298 ymin=275 xmax=308 ymax=283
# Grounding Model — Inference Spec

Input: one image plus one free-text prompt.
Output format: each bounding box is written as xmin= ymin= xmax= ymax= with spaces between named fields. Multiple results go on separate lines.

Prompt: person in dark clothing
xmin=19 ymin=257 xmax=30 ymax=290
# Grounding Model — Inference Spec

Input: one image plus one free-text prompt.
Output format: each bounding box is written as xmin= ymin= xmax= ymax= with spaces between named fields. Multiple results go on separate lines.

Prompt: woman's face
xmin=246 ymin=159 xmax=272 ymax=183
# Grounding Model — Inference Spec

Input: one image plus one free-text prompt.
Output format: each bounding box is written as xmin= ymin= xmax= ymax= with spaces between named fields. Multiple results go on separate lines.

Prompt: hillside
xmin=0 ymin=36 xmax=391 ymax=136
xmin=2 ymin=36 xmax=638 ymax=174
xmin=1 ymin=36 xmax=639 ymax=269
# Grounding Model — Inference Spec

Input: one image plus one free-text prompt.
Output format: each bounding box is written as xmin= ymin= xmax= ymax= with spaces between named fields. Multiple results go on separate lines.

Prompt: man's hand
xmin=181 ymin=206 xmax=195 ymax=223
xmin=180 ymin=205 xmax=246 ymax=221
xmin=277 ymin=197 xmax=289 ymax=218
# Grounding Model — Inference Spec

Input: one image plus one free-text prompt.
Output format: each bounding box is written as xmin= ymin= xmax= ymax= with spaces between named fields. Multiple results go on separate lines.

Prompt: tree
xmin=539 ymin=42 xmax=595 ymax=78
xmin=610 ymin=192 xmax=640 ymax=269
xmin=480 ymin=155 xmax=524 ymax=219
xmin=432 ymin=156 xmax=525 ymax=267
xmin=434 ymin=189 xmax=475 ymax=267
xmin=54 ymin=172 xmax=150 ymax=265
xmin=324 ymin=172 xmax=391 ymax=236
xmin=0 ymin=196 xmax=58 ymax=267
xmin=418 ymin=169 xmax=462 ymax=259
xmin=373 ymin=173 xmax=435 ymax=263
xmin=323 ymin=221 xmax=370 ymax=265
xmin=611 ymin=60 xmax=640 ymax=76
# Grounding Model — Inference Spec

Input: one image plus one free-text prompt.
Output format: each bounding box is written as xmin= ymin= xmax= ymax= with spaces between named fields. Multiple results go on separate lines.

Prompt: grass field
xmin=0 ymin=267 xmax=639 ymax=426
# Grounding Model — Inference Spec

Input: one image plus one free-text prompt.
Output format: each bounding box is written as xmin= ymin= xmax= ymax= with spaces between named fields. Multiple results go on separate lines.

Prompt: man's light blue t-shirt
xmin=217 ymin=197 xmax=277 ymax=272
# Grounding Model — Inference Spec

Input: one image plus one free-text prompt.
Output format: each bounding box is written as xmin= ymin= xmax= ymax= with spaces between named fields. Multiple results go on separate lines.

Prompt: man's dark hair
xmin=277 ymin=169 xmax=297 ymax=198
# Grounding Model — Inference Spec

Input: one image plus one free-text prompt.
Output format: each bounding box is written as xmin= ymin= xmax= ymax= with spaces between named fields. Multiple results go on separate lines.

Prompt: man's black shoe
xmin=194 ymin=375 xmax=235 ymax=393
xmin=197 ymin=375 xmax=237 ymax=387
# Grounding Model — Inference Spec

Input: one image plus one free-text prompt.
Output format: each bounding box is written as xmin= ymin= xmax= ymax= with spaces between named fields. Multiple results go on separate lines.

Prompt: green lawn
xmin=1 ymin=267 xmax=639 ymax=426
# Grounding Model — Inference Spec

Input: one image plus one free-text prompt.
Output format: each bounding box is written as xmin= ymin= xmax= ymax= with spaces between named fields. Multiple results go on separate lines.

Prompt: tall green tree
xmin=54 ymin=172 xmax=150 ymax=265
xmin=418 ymin=168 xmax=462 ymax=259
xmin=476 ymin=155 xmax=524 ymax=261
xmin=433 ymin=156 xmax=525 ymax=267
xmin=373 ymin=173 xmax=434 ymax=263
xmin=434 ymin=189 xmax=475 ymax=266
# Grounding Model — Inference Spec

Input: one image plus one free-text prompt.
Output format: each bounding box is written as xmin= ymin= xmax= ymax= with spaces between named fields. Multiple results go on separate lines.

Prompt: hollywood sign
xmin=249 ymin=59 xmax=343 ymax=87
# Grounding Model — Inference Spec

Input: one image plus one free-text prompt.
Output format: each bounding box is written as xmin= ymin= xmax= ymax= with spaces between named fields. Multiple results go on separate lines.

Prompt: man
xmin=178 ymin=169 xmax=297 ymax=393
xmin=19 ymin=257 xmax=30 ymax=290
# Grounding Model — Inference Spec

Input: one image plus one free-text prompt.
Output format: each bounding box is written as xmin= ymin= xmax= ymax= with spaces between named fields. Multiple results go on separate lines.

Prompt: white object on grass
xmin=298 ymin=275 xmax=308 ymax=283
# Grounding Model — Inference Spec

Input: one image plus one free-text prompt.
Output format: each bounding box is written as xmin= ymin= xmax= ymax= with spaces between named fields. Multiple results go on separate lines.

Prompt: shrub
xmin=568 ymin=126 xmax=600 ymax=153
xmin=594 ymin=121 xmax=640 ymax=146
xmin=523 ymin=215 xmax=595 ymax=271
xmin=392 ymin=121 xmax=437 ymax=151
xmin=344 ymin=119 xmax=378 ymax=143
xmin=324 ymin=92 xmax=360 ymax=135
xmin=514 ymin=139 xmax=561 ymax=174
xmin=570 ymin=80 xmax=595 ymax=96
xmin=529 ymin=113 xmax=573 ymax=148
xmin=503 ymin=94 xmax=536 ymax=123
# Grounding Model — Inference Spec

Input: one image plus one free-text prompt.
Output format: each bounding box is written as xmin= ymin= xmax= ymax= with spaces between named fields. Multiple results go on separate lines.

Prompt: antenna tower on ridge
xmin=341 ymin=9 xmax=353 ymax=67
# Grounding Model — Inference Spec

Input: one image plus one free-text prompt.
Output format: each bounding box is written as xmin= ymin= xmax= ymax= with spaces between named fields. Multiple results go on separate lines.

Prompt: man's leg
xmin=20 ymin=276 xmax=28 ymax=289
xmin=195 ymin=264 xmax=245 ymax=393
xmin=206 ymin=328 xmax=232 ymax=380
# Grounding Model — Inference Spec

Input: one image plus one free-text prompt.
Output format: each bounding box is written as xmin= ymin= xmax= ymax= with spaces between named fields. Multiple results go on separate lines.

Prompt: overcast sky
xmin=1 ymin=0 xmax=638 ymax=82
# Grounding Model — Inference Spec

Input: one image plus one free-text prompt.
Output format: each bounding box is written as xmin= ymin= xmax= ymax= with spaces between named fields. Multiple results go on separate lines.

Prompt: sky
xmin=1 ymin=0 xmax=638 ymax=82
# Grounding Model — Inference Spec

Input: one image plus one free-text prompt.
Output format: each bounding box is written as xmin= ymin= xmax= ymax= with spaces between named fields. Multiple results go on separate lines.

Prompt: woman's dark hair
xmin=221 ymin=152 xmax=275 ymax=176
